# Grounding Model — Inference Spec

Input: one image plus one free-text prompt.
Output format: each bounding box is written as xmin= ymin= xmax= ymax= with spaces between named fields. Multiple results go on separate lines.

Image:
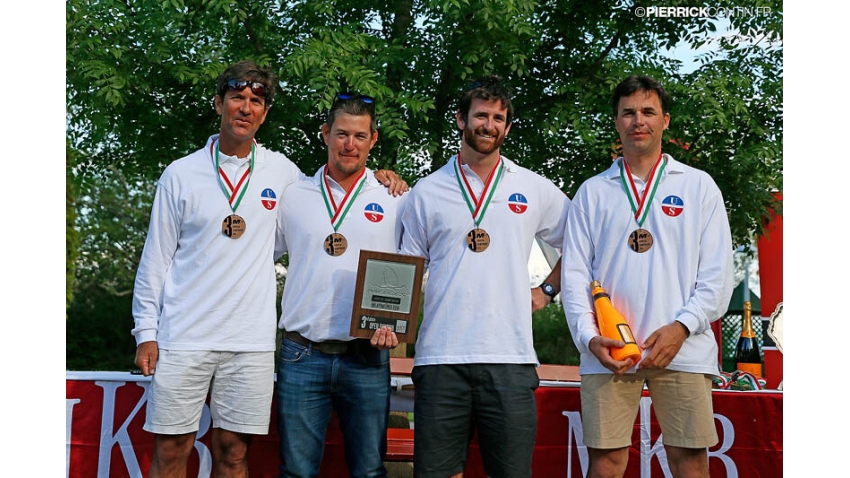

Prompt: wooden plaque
xmin=350 ymin=250 xmax=425 ymax=343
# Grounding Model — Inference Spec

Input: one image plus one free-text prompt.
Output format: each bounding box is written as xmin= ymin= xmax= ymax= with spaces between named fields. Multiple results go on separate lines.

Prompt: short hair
xmin=216 ymin=60 xmax=277 ymax=107
xmin=326 ymin=93 xmax=377 ymax=133
xmin=612 ymin=75 xmax=671 ymax=117
xmin=458 ymin=75 xmax=514 ymax=125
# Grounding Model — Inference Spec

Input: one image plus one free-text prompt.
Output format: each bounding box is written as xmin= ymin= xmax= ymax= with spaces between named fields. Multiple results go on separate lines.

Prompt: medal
xmin=320 ymin=166 xmax=367 ymax=257
xmin=619 ymin=155 xmax=666 ymax=253
xmin=324 ymin=232 xmax=349 ymax=257
xmin=222 ymin=214 xmax=246 ymax=239
xmin=466 ymin=228 xmax=490 ymax=252
xmin=212 ymin=138 xmax=255 ymax=239
xmin=628 ymin=228 xmax=653 ymax=253
xmin=454 ymin=155 xmax=504 ymax=253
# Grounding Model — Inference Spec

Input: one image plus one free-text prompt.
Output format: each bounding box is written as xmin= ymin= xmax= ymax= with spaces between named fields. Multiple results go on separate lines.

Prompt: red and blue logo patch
xmin=661 ymin=195 xmax=684 ymax=217
xmin=364 ymin=203 xmax=384 ymax=223
xmin=508 ymin=193 xmax=528 ymax=214
xmin=261 ymin=188 xmax=277 ymax=210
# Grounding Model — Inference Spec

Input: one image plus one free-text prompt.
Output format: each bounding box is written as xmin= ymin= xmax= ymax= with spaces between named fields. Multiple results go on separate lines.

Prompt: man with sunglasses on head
xmin=273 ymin=91 xmax=405 ymax=478
xmin=132 ymin=61 xmax=406 ymax=478
xmin=399 ymin=75 xmax=570 ymax=478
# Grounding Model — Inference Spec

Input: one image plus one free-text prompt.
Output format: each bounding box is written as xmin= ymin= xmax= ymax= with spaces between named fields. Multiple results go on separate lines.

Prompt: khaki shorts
xmin=580 ymin=369 xmax=717 ymax=449
xmin=144 ymin=349 xmax=274 ymax=435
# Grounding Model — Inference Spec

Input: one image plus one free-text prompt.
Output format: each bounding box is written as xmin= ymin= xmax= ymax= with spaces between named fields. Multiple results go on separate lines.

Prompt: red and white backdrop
xmin=66 ymin=373 xmax=782 ymax=478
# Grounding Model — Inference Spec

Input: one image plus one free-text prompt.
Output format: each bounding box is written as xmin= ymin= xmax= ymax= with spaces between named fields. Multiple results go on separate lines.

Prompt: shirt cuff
xmin=675 ymin=313 xmax=698 ymax=337
xmin=134 ymin=329 xmax=158 ymax=346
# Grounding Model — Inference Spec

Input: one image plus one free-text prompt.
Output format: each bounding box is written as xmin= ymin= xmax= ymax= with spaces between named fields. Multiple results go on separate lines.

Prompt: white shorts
xmin=144 ymin=349 xmax=274 ymax=435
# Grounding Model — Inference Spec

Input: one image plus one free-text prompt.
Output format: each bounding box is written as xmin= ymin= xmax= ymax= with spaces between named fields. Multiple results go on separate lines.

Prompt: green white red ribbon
xmin=619 ymin=154 xmax=666 ymax=227
xmin=212 ymin=138 xmax=255 ymax=212
xmin=453 ymin=154 xmax=504 ymax=227
xmin=320 ymin=166 xmax=367 ymax=231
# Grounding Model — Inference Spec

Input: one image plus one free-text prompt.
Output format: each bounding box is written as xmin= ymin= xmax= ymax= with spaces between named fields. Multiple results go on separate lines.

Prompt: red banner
xmin=66 ymin=373 xmax=782 ymax=477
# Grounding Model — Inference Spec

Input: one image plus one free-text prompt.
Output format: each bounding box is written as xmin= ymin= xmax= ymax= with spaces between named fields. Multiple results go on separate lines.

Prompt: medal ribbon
xmin=453 ymin=155 xmax=504 ymax=227
xmin=212 ymin=139 xmax=255 ymax=212
xmin=320 ymin=166 xmax=367 ymax=231
xmin=619 ymin=154 xmax=666 ymax=227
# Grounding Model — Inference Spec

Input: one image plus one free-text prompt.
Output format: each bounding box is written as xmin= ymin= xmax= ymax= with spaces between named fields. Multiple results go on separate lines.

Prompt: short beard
xmin=462 ymin=125 xmax=504 ymax=155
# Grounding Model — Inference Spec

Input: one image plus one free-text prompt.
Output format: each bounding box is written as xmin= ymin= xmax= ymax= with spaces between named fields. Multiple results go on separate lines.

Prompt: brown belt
xmin=282 ymin=331 xmax=355 ymax=355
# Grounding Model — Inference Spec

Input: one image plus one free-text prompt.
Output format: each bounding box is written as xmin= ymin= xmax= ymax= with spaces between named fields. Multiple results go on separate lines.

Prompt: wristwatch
xmin=540 ymin=282 xmax=558 ymax=299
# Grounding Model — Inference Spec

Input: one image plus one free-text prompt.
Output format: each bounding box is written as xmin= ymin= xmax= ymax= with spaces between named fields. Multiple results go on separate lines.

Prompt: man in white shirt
xmin=274 ymin=92 xmax=405 ymax=477
xmin=560 ymin=75 xmax=734 ymax=478
xmin=400 ymin=75 xmax=570 ymax=478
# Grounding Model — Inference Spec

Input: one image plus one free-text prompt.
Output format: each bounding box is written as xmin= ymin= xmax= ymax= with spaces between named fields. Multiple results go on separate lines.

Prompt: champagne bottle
xmin=590 ymin=281 xmax=642 ymax=363
xmin=735 ymin=301 xmax=762 ymax=377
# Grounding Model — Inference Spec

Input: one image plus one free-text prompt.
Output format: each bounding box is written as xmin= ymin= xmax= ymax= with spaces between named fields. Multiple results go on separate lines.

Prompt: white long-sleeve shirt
xmin=561 ymin=154 xmax=734 ymax=375
xmin=131 ymin=135 xmax=303 ymax=351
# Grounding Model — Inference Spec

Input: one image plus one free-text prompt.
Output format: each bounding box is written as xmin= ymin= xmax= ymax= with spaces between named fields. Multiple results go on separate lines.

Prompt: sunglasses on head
xmin=224 ymin=79 xmax=268 ymax=99
xmin=335 ymin=92 xmax=375 ymax=104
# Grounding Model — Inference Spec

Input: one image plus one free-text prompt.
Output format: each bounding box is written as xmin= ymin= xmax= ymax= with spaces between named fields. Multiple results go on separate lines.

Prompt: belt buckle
xmin=319 ymin=341 xmax=350 ymax=355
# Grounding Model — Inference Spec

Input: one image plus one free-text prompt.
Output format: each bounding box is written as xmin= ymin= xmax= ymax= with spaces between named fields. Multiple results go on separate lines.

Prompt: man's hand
xmin=370 ymin=326 xmax=399 ymax=350
xmin=135 ymin=341 xmax=159 ymax=376
xmin=639 ymin=322 xmax=688 ymax=369
xmin=531 ymin=287 xmax=552 ymax=312
xmin=589 ymin=336 xmax=637 ymax=375
xmin=374 ymin=169 xmax=409 ymax=197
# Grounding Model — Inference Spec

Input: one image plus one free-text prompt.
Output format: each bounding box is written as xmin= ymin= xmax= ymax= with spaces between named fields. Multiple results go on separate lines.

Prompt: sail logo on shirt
xmin=508 ymin=193 xmax=528 ymax=214
xmin=364 ymin=203 xmax=384 ymax=223
xmin=661 ymin=195 xmax=684 ymax=217
xmin=260 ymin=188 xmax=277 ymax=210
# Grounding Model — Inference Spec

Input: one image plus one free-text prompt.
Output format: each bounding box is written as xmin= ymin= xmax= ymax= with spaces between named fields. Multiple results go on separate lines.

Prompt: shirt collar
xmin=604 ymin=153 xmax=683 ymax=182
xmin=313 ymin=166 xmax=375 ymax=192
xmin=447 ymin=154 xmax=519 ymax=178
xmin=205 ymin=134 xmax=256 ymax=168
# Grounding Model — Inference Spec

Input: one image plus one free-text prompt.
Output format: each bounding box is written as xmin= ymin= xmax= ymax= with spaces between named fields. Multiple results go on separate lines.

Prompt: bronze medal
xmin=221 ymin=214 xmax=246 ymax=239
xmin=466 ymin=228 xmax=490 ymax=253
xmin=628 ymin=228 xmax=653 ymax=253
xmin=324 ymin=232 xmax=348 ymax=257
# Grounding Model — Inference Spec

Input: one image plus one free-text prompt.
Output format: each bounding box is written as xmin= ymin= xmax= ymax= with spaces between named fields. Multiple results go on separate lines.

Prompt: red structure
xmin=66 ymin=372 xmax=783 ymax=478
xmin=757 ymin=192 xmax=783 ymax=389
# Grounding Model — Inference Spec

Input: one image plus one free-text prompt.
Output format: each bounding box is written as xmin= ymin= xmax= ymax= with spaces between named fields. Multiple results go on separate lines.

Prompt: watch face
xmin=542 ymin=283 xmax=556 ymax=297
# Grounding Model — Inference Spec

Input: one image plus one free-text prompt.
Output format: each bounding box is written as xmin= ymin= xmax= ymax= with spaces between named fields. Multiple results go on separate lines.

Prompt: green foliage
xmin=66 ymin=289 xmax=137 ymax=371
xmin=532 ymin=302 xmax=579 ymax=366
xmin=67 ymin=142 xmax=80 ymax=315
xmin=68 ymin=166 xmax=154 ymax=370
xmin=73 ymin=166 xmax=154 ymax=301
xmin=66 ymin=0 xmax=782 ymax=370
xmin=67 ymin=0 xmax=783 ymax=245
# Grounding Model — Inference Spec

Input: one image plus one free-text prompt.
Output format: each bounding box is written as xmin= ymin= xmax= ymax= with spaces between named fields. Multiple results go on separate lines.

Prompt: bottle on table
xmin=735 ymin=300 xmax=762 ymax=377
xmin=590 ymin=280 xmax=642 ymax=363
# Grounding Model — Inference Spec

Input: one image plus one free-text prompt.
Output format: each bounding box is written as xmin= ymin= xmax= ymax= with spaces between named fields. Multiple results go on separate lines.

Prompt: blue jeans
xmin=276 ymin=337 xmax=390 ymax=478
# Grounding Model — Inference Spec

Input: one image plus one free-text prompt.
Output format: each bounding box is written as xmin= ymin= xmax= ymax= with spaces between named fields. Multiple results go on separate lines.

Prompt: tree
xmin=67 ymin=0 xmax=782 ymax=369
xmin=67 ymin=141 xmax=80 ymax=314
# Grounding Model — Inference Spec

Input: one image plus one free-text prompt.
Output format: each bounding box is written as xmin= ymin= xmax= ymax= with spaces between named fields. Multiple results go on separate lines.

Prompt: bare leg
xmin=665 ymin=445 xmax=709 ymax=478
xmin=150 ymin=433 xmax=196 ymax=478
xmin=587 ymin=446 xmax=629 ymax=478
xmin=212 ymin=428 xmax=253 ymax=477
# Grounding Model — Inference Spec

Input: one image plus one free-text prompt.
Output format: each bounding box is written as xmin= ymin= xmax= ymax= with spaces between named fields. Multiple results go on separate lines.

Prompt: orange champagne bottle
xmin=590 ymin=280 xmax=642 ymax=363
xmin=735 ymin=301 xmax=762 ymax=377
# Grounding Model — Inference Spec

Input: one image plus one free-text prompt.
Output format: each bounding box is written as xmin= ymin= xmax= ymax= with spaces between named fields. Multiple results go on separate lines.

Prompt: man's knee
xmin=588 ymin=447 xmax=629 ymax=478
xmin=664 ymin=445 xmax=709 ymax=478
xmin=212 ymin=429 xmax=252 ymax=469
xmin=151 ymin=433 xmax=196 ymax=476
xmin=154 ymin=433 xmax=196 ymax=460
